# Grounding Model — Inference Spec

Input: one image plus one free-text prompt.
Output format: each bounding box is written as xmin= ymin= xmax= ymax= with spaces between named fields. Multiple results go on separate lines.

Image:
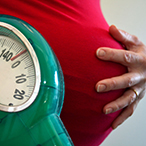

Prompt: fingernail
xmin=97 ymin=84 xmax=106 ymax=92
xmin=112 ymin=123 xmax=121 ymax=130
xmin=96 ymin=49 xmax=105 ymax=57
xmin=112 ymin=126 xmax=117 ymax=130
xmin=105 ymin=108 xmax=113 ymax=114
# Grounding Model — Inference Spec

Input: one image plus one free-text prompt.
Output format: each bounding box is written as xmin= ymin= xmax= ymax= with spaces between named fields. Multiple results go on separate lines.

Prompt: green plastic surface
xmin=0 ymin=15 xmax=74 ymax=146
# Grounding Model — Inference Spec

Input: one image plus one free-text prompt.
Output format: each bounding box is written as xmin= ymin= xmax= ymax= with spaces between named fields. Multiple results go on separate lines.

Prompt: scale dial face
xmin=0 ymin=22 xmax=40 ymax=112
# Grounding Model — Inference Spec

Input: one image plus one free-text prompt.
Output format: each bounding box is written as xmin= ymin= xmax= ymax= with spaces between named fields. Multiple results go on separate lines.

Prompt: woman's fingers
xmin=95 ymin=25 xmax=146 ymax=129
xmin=96 ymin=47 xmax=144 ymax=67
xmin=105 ymin=88 xmax=145 ymax=129
xmin=109 ymin=25 xmax=143 ymax=50
xmin=95 ymin=72 xmax=141 ymax=92
xmin=111 ymin=99 xmax=139 ymax=129
xmin=103 ymin=87 xmax=143 ymax=115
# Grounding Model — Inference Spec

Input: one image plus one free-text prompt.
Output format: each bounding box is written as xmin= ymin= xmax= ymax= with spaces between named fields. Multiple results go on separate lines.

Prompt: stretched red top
xmin=0 ymin=1 xmax=127 ymax=145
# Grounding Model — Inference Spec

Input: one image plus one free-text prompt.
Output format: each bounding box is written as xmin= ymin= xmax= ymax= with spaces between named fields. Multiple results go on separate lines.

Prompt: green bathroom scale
xmin=0 ymin=14 xmax=73 ymax=146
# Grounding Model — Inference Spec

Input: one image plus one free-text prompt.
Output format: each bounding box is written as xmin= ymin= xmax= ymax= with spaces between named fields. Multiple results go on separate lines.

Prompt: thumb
xmin=109 ymin=25 xmax=141 ymax=50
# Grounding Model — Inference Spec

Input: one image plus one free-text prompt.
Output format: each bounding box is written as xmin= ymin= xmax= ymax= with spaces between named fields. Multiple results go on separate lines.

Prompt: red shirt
xmin=0 ymin=0 xmax=127 ymax=145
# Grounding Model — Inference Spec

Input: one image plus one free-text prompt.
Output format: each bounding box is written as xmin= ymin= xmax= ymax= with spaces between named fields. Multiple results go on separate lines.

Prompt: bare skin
xmin=95 ymin=25 xmax=146 ymax=129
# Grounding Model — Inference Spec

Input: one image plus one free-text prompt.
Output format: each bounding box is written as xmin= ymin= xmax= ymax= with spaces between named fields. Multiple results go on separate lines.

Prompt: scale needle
xmin=11 ymin=49 xmax=27 ymax=61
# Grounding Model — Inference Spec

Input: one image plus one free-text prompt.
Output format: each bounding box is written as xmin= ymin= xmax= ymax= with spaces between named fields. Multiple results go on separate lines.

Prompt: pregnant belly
xmin=55 ymin=26 xmax=127 ymax=146
xmin=0 ymin=1 xmax=127 ymax=145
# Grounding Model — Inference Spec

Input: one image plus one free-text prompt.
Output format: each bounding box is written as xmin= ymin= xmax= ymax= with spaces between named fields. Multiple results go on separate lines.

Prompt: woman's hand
xmin=95 ymin=25 xmax=146 ymax=129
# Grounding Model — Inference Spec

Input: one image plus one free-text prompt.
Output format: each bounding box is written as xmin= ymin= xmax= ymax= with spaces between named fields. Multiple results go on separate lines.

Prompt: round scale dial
xmin=0 ymin=22 xmax=40 ymax=112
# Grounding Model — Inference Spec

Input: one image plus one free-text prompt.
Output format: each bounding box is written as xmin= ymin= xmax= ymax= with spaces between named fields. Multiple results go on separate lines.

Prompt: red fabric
xmin=0 ymin=0 xmax=127 ymax=145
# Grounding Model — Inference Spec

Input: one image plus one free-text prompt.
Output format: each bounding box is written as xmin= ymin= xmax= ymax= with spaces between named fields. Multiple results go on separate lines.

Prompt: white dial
xmin=0 ymin=22 xmax=40 ymax=112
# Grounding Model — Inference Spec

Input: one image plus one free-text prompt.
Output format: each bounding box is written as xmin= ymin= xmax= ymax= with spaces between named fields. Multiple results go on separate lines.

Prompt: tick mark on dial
xmin=1 ymin=39 xmax=6 ymax=47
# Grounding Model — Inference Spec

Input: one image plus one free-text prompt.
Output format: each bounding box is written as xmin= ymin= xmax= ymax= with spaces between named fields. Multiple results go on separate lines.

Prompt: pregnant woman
xmin=1 ymin=0 xmax=146 ymax=145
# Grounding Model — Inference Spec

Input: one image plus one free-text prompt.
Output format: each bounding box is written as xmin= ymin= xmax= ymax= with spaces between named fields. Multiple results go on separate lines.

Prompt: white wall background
xmin=100 ymin=0 xmax=146 ymax=146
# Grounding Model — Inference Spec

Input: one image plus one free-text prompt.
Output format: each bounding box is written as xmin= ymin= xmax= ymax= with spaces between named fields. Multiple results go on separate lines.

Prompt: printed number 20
xmin=14 ymin=89 xmax=25 ymax=100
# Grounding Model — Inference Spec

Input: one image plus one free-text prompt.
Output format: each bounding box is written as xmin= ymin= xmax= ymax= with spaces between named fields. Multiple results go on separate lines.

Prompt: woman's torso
xmin=0 ymin=0 xmax=127 ymax=145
